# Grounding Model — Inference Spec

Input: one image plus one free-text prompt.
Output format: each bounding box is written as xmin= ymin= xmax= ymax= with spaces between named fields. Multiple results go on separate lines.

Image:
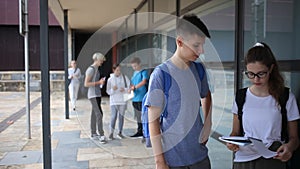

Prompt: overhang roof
xmin=50 ymin=0 xmax=145 ymax=32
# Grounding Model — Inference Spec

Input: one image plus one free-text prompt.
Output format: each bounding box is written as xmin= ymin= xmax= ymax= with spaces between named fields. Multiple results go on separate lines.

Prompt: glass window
xmin=139 ymin=1 xmax=148 ymax=13
xmin=189 ymin=1 xmax=236 ymax=168
xmin=154 ymin=0 xmax=176 ymax=14
xmin=243 ymin=0 xmax=300 ymax=95
xmin=181 ymin=0 xmax=203 ymax=10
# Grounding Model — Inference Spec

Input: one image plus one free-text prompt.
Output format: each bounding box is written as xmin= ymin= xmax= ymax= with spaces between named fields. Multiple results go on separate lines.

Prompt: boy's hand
xmin=156 ymin=161 xmax=169 ymax=169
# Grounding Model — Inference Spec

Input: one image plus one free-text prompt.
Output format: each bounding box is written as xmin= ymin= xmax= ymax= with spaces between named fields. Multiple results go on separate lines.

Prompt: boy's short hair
xmin=176 ymin=14 xmax=211 ymax=38
xmin=112 ymin=63 xmax=120 ymax=70
xmin=92 ymin=52 xmax=106 ymax=61
xmin=130 ymin=57 xmax=141 ymax=64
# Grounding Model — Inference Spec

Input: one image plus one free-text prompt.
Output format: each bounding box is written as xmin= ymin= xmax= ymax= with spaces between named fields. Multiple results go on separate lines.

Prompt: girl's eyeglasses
xmin=244 ymin=71 xmax=268 ymax=79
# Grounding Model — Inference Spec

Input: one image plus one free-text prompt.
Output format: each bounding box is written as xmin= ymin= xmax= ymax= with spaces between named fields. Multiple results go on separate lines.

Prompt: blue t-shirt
xmin=131 ymin=69 xmax=149 ymax=102
xmin=145 ymin=60 xmax=209 ymax=167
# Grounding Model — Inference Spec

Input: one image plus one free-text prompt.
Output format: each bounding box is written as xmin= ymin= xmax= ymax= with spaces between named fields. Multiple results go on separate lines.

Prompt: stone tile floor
xmin=0 ymin=91 xmax=233 ymax=169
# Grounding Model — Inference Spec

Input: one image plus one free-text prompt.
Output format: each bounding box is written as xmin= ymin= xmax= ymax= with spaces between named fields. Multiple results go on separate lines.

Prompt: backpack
xmin=235 ymin=87 xmax=300 ymax=168
xmin=142 ymin=61 xmax=205 ymax=147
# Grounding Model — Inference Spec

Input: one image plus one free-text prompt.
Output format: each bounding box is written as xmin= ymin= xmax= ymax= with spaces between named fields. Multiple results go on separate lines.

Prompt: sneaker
xmin=108 ymin=133 xmax=114 ymax=140
xmin=117 ymin=133 xmax=125 ymax=139
xmin=99 ymin=135 xmax=107 ymax=144
xmin=130 ymin=132 xmax=143 ymax=138
xmin=91 ymin=134 xmax=100 ymax=140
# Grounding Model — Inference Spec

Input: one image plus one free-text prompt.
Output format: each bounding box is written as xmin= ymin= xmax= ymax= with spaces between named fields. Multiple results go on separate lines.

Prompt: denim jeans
xmin=110 ymin=104 xmax=126 ymax=134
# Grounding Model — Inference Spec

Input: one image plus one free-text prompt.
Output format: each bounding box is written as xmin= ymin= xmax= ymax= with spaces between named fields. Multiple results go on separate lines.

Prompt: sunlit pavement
xmin=0 ymin=91 xmax=233 ymax=169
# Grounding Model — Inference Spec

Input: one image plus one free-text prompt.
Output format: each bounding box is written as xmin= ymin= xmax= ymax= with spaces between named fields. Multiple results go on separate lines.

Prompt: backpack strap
xmin=157 ymin=64 xmax=172 ymax=119
xmin=140 ymin=69 xmax=144 ymax=79
xmin=74 ymin=67 xmax=78 ymax=74
xmin=193 ymin=62 xmax=205 ymax=80
xmin=140 ymin=69 xmax=147 ymax=80
xmin=279 ymin=87 xmax=290 ymax=142
xmin=140 ymin=69 xmax=149 ymax=90
xmin=122 ymin=74 xmax=127 ymax=88
xmin=236 ymin=88 xmax=248 ymax=136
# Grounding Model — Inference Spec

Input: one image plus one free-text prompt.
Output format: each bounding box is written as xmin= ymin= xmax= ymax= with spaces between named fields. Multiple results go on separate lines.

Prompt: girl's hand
xmin=112 ymin=85 xmax=118 ymax=90
xmin=274 ymin=144 xmax=292 ymax=162
xmin=226 ymin=143 xmax=239 ymax=152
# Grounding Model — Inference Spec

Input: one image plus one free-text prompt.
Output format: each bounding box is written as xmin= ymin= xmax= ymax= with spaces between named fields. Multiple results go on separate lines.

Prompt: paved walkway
xmin=0 ymin=91 xmax=233 ymax=169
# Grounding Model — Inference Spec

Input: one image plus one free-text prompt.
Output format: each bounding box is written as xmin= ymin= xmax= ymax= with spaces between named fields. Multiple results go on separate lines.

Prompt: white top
xmin=68 ymin=67 xmax=81 ymax=84
xmin=231 ymin=88 xmax=300 ymax=162
xmin=106 ymin=73 xmax=130 ymax=105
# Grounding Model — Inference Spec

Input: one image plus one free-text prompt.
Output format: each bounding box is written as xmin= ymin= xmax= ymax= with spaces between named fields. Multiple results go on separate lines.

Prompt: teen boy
xmin=145 ymin=14 xmax=213 ymax=169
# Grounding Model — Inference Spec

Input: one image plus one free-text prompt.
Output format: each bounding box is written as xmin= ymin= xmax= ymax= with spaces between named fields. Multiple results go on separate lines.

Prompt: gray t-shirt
xmin=85 ymin=66 xmax=101 ymax=99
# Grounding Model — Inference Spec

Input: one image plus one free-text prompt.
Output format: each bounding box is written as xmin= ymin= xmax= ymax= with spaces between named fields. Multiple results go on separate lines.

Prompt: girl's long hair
xmin=245 ymin=42 xmax=285 ymax=103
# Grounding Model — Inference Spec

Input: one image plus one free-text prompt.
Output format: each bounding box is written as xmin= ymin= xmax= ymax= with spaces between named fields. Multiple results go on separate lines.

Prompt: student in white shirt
xmin=227 ymin=42 xmax=299 ymax=169
xmin=106 ymin=64 xmax=130 ymax=140
xmin=68 ymin=60 xmax=81 ymax=111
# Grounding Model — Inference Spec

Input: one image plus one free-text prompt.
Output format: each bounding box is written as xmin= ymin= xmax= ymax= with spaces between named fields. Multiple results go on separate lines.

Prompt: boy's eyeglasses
xmin=244 ymin=71 xmax=268 ymax=79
